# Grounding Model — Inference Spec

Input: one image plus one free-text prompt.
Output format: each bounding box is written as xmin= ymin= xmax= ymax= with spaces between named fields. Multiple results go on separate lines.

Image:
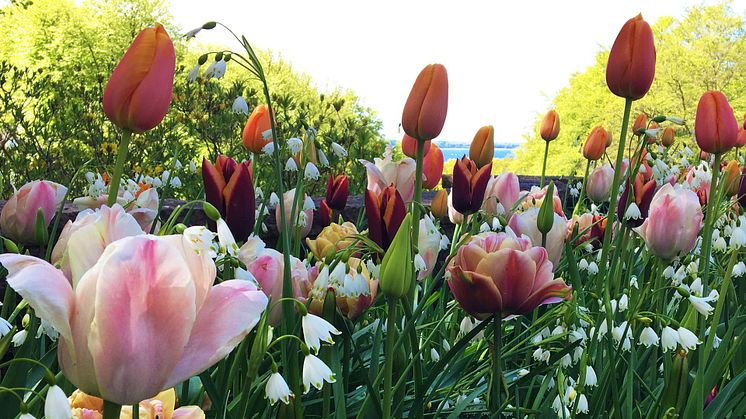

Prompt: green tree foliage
xmin=511 ymin=3 xmax=746 ymax=176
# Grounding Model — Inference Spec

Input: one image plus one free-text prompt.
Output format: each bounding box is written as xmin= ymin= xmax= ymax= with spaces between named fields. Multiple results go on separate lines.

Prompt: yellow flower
xmin=306 ymin=222 xmax=359 ymax=261
xmin=70 ymin=388 xmax=205 ymax=419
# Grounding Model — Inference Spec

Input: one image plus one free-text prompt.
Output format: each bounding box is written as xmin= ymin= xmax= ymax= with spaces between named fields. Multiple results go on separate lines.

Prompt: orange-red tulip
xmin=695 ymin=91 xmax=738 ymax=154
xmin=737 ymin=128 xmax=746 ymax=148
xmin=583 ymin=126 xmax=609 ymax=161
xmin=661 ymin=126 xmax=675 ymax=147
xmin=469 ymin=125 xmax=494 ymax=168
xmin=402 ymin=64 xmax=448 ymax=141
xmin=606 ymin=14 xmax=656 ymax=100
xmin=401 ymin=134 xmax=431 ymax=158
xmin=540 ymin=110 xmax=560 ymax=142
xmin=632 ymin=113 xmax=648 ymax=135
xmin=452 ymin=157 xmax=492 ymax=214
xmin=422 ymin=143 xmax=444 ymax=189
xmin=430 ymin=189 xmax=448 ymax=219
xmin=242 ymin=105 xmax=273 ymax=153
xmin=326 ymin=174 xmax=349 ymax=211
xmin=723 ymin=160 xmax=741 ymax=197
xmin=103 ymin=24 xmax=176 ymax=134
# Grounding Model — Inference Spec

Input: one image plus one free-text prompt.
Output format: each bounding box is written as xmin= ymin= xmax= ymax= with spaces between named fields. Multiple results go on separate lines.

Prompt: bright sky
xmin=171 ymin=0 xmax=741 ymax=144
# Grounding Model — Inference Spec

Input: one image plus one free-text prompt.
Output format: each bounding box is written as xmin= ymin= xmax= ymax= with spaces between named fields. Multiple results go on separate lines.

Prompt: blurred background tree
xmin=510 ymin=3 xmax=746 ymax=176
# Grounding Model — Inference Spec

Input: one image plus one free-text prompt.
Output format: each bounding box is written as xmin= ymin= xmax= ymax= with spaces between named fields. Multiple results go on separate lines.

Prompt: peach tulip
xmin=586 ymin=165 xmax=615 ymax=203
xmin=401 ymin=134 xmax=431 ymax=158
xmin=0 ymin=235 xmax=268 ymax=405
xmin=566 ymin=213 xmax=606 ymax=249
xmin=695 ymin=91 xmax=739 ymax=154
xmin=632 ymin=113 xmax=648 ymax=134
xmin=103 ymin=24 xmax=175 ymax=133
xmin=74 ymin=186 xmax=159 ymax=233
xmin=583 ymin=126 xmax=609 ymax=161
xmin=402 ymin=64 xmax=448 ymax=141
xmin=637 ymin=184 xmax=703 ymax=260
xmin=469 ymin=125 xmax=494 ymax=168
xmin=540 ymin=110 xmax=560 ymax=142
xmin=359 ymin=147 xmax=416 ymax=203
xmin=0 ymin=180 xmax=67 ymax=244
xmin=430 ymin=189 xmax=448 ymax=219
xmin=422 ymin=143 xmax=445 ymax=189
xmin=521 ymin=185 xmax=565 ymax=217
xmin=242 ymin=104 xmax=273 ymax=153
xmin=447 ymin=232 xmax=571 ymax=319
xmin=606 ymin=14 xmax=656 ymax=100
xmin=507 ymin=208 xmax=567 ymax=268
xmin=69 ymin=387 xmax=204 ymax=418
xmin=482 ymin=172 xmax=522 ymax=217
xmin=661 ymin=127 xmax=675 ymax=147
xmin=275 ymin=189 xmax=314 ymax=239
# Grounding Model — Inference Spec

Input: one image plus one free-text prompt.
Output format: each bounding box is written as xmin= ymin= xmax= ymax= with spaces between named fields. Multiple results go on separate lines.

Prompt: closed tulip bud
xmin=365 ymin=186 xmax=406 ymax=251
xmin=540 ymin=110 xmax=560 ymax=142
xmin=723 ymin=160 xmax=741 ymax=197
xmin=103 ymin=24 xmax=175 ymax=133
xmin=402 ymin=64 xmax=448 ymax=141
xmin=452 ymin=157 xmax=492 ymax=214
xmin=695 ymin=91 xmax=738 ymax=154
xmin=661 ymin=127 xmax=675 ymax=147
xmin=587 ymin=165 xmax=615 ymax=203
xmin=737 ymin=128 xmax=746 ymax=148
xmin=632 ymin=113 xmax=648 ymax=135
xmin=637 ymin=184 xmax=703 ymax=260
xmin=326 ymin=174 xmax=349 ymax=211
xmin=379 ymin=213 xmax=414 ymax=299
xmin=401 ymin=134 xmax=431 ymax=158
xmin=202 ymin=155 xmax=256 ymax=241
xmin=537 ymin=182 xmax=556 ymax=235
xmin=422 ymin=143 xmax=445 ymax=189
xmin=430 ymin=189 xmax=448 ymax=219
xmin=606 ymin=14 xmax=656 ymax=100
xmin=242 ymin=104 xmax=273 ymax=153
xmin=0 ymin=180 xmax=67 ymax=245
xmin=319 ymin=199 xmax=332 ymax=227
xmin=469 ymin=125 xmax=494 ymax=168
xmin=583 ymin=126 xmax=609 ymax=161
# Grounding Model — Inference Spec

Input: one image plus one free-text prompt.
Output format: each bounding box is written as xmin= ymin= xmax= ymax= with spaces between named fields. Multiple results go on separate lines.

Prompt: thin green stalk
xmin=102 ymin=400 xmax=122 ymax=419
xmin=408 ymin=138 xmax=426 ymax=417
xmin=572 ymin=160 xmax=591 ymax=217
xmin=132 ymin=404 xmax=139 ymax=418
xmin=540 ymin=141 xmax=550 ymax=188
xmin=489 ymin=314 xmax=503 ymax=412
xmin=107 ymin=130 xmax=132 ymax=207
xmin=382 ymin=297 xmax=398 ymax=419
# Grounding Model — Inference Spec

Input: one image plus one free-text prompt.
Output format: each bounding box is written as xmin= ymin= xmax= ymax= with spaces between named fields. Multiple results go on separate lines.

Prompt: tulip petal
xmin=158 ymin=235 xmax=216 ymax=310
xmin=452 ymin=159 xmax=472 ymax=214
xmin=173 ymin=406 xmax=206 ymax=419
xmin=359 ymin=159 xmax=388 ymax=197
xmin=447 ymin=267 xmax=501 ymax=320
xmin=365 ymin=190 xmax=383 ymax=249
xmin=202 ymin=158 xmax=227 ymax=215
xmin=165 ymin=280 xmax=268 ymax=388
xmin=475 ymin=249 xmax=537 ymax=313
xmin=223 ymin=162 xmax=256 ymax=242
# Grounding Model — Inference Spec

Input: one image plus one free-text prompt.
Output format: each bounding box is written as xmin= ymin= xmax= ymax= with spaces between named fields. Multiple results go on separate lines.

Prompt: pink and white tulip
xmin=637 ymin=184 xmax=703 ymax=260
xmin=74 ymin=187 xmax=159 ymax=232
xmin=359 ymin=147 xmax=416 ymax=203
xmin=0 ymin=234 xmax=268 ymax=405
xmin=586 ymin=165 xmax=615 ymax=203
xmin=508 ymin=208 xmax=567 ymax=267
xmin=417 ymin=214 xmax=444 ymax=280
xmin=482 ymin=172 xmax=522 ymax=217
xmin=0 ymin=180 xmax=67 ymax=244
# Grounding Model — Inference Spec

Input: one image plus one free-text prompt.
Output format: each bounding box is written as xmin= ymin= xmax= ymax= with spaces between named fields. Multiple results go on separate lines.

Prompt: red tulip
xmin=540 ymin=110 xmax=560 ymax=142
xmin=736 ymin=128 xmax=746 ymax=148
xmin=365 ymin=185 xmax=406 ymax=251
xmin=422 ymin=143 xmax=444 ymax=189
xmin=695 ymin=91 xmax=738 ymax=154
xmin=326 ymin=174 xmax=349 ymax=211
xmin=447 ymin=232 xmax=572 ymax=319
xmin=401 ymin=134 xmax=431 ymax=158
xmin=402 ymin=64 xmax=448 ymax=141
xmin=452 ymin=157 xmax=491 ymax=214
xmin=242 ymin=104 xmax=273 ymax=153
xmin=319 ymin=199 xmax=332 ymax=227
xmin=103 ymin=24 xmax=175 ymax=133
xmin=202 ymin=155 xmax=255 ymax=241
xmin=606 ymin=14 xmax=656 ymax=100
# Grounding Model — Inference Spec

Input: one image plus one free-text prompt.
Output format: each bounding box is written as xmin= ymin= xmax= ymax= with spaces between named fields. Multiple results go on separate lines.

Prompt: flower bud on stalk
xmin=540 ymin=110 xmax=560 ymax=142
xmin=430 ymin=189 xmax=448 ymax=219
xmin=470 ymin=125 xmax=494 ymax=169
xmin=402 ymin=134 xmax=430 ymax=158
xmin=723 ymin=160 xmax=741 ymax=197
xmin=606 ymin=14 xmax=656 ymax=100
xmin=537 ymin=182 xmax=556 ymax=237
xmin=583 ymin=126 xmax=609 ymax=161
xmin=695 ymin=91 xmax=738 ymax=155
xmin=379 ymin=213 xmax=414 ymax=299
xmin=402 ymin=64 xmax=449 ymax=141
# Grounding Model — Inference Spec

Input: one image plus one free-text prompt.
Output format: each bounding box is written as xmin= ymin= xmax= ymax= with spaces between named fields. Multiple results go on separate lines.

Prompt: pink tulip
xmin=507 ymin=208 xmax=567 ymax=268
xmin=637 ymin=184 xmax=703 ymax=260
xmin=417 ymin=214 xmax=443 ymax=281
xmin=0 ymin=180 xmax=67 ymax=244
xmin=482 ymin=172 xmax=521 ymax=217
xmin=447 ymin=232 xmax=571 ymax=319
xmin=359 ymin=147 xmax=416 ymax=203
xmin=586 ymin=165 xmax=615 ymax=203
xmin=520 ymin=185 xmax=565 ymax=217
xmin=243 ymin=248 xmax=309 ymax=325
xmin=275 ymin=189 xmax=314 ymax=239
xmin=0 ymin=235 xmax=268 ymax=405
xmin=51 ymin=204 xmax=144 ymax=284
xmin=73 ymin=187 xmax=159 ymax=232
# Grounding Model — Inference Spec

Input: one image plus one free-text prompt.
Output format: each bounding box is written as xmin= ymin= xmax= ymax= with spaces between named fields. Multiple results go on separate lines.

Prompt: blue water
xmin=440 ymin=148 xmax=515 ymax=161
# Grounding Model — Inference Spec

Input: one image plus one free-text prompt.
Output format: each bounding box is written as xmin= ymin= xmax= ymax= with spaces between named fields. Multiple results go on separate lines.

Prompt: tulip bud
xmin=319 ymin=199 xmax=332 ymax=227
xmin=469 ymin=125 xmax=494 ymax=168
xmin=452 ymin=157 xmax=492 ymax=214
xmin=379 ymin=213 xmax=414 ymax=299
xmin=401 ymin=134 xmax=431 ymax=158
xmin=203 ymin=202 xmax=221 ymax=221
xmin=103 ymin=24 xmax=176 ymax=133
xmin=537 ymin=182 xmax=556 ymax=235
xmin=402 ymin=64 xmax=448 ymax=141
xmin=606 ymin=14 xmax=656 ymax=100
xmin=2 ymin=238 xmax=19 ymax=253
xmin=723 ymin=160 xmax=741 ymax=197
xmin=33 ymin=208 xmax=48 ymax=245
xmin=365 ymin=186 xmax=406 ymax=251
xmin=422 ymin=143 xmax=444 ymax=189
xmin=242 ymin=104 xmax=273 ymax=153
xmin=737 ymin=128 xmax=746 ymax=148
xmin=430 ymin=189 xmax=448 ymax=219
xmin=661 ymin=127 xmax=675 ymax=147
xmin=326 ymin=174 xmax=349 ymax=211
xmin=695 ymin=91 xmax=738 ymax=154
xmin=583 ymin=126 xmax=609 ymax=161
xmin=540 ymin=110 xmax=560 ymax=142
xmin=632 ymin=113 xmax=648 ymax=135
xmin=661 ymin=350 xmax=689 ymax=412
xmin=739 ymin=170 xmax=746 ymax=210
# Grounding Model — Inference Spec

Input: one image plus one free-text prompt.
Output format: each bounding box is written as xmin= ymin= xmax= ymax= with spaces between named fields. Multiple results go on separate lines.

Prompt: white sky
xmin=171 ymin=0 xmax=742 ymax=144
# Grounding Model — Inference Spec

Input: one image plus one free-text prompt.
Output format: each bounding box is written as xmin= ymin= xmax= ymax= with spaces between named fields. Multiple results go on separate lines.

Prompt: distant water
xmin=390 ymin=140 xmax=518 ymax=161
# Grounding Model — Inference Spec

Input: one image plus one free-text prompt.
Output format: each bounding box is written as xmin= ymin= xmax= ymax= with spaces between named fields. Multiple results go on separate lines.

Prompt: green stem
xmin=540 ymin=141 xmax=550 ymax=188
xmin=132 ymin=403 xmax=139 ymax=418
xmin=408 ymin=138 xmax=426 ymax=416
xmin=490 ymin=313 xmax=503 ymax=412
xmin=573 ymin=160 xmax=591 ymax=217
xmin=102 ymin=400 xmax=122 ymax=419
xmin=382 ymin=297 xmax=398 ymax=419
xmin=107 ymin=130 xmax=132 ymax=207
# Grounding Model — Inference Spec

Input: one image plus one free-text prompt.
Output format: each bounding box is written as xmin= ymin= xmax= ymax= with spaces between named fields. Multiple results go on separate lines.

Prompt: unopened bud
xmin=203 ymin=202 xmax=222 ymax=221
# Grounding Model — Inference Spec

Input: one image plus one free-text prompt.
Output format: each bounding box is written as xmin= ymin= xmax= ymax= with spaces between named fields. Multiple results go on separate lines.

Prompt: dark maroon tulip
xmin=319 ymin=199 xmax=333 ymax=227
xmin=326 ymin=174 xmax=349 ymax=211
xmin=617 ymin=173 xmax=656 ymax=228
xmin=452 ymin=156 xmax=491 ymax=214
xmin=365 ymin=185 xmax=406 ymax=251
xmin=202 ymin=155 xmax=255 ymax=241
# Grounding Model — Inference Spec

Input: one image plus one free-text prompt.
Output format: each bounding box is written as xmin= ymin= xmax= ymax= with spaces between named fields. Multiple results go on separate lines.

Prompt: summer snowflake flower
xmin=731 ymin=227 xmax=746 ymax=249
xmin=19 ymin=414 xmax=36 ymax=419
xmin=689 ymin=290 xmax=718 ymax=317
xmin=287 ymin=138 xmax=303 ymax=154
xmin=532 ymin=347 xmax=550 ymax=363
xmin=302 ymin=354 xmax=336 ymax=393
xmin=733 ymin=262 xmax=746 ymax=278
xmin=184 ymin=26 xmax=202 ymax=39
xmin=585 ymin=366 xmax=598 ymax=387
xmin=45 ymin=385 xmax=71 ymax=419
xmin=285 ymin=158 xmax=298 ymax=172
xmin=265 ymin=372 xmax=294 ymax=405
xmin=261 ymin=142 xmax=275 ymax=156
xmin=303 ymin=196 xmax=316 ymax=211
xmin=331 ymin=142 xmax=347 ymax=158
xmin=269 ymin=192 xmax=280 ymax=206
xmin=186 ymin=64 xmax=200 ymax=82
xmin=624 ymin=203 xmax=641 ymax=220
xmin=317 ymin=149 xmax=329 ymax=167
xmin=678 ymin=327 xmax=701 ymax=351
xmin=577 ymin=394 xmax=589 ymax=414
xmin=304 ymin=162 xmax=320 ymax=181
xmin=639 ymin=327 xmax=659 ymax=347
xmin=217 ymin=219 xmax=238 ymax=257
xmin=232 ymin=96 xmax=249 ymax=115
xmin=414 ymin=254 xmax=427 ymax=272
xmin=204 ymin=60 xmax=227 ymax=79
xmin=661 ymin=326 xmax=678 ymax=352
xmin=0 ymin=317 xmax=11 ymax=337
xmin=12 ymin=330 xmax=27 ymax=347
xmin=430 ymin=348 xmax=440 ymax=362
xmin=302 ymin=314 xmax=341 ymax=354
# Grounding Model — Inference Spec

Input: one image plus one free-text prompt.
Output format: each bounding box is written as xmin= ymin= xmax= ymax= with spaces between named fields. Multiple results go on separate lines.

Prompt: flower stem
xmin=572 ymin=160 xmax=591 ymax=217
xmin=107 ymin=130 xmax=132 ymax=207
xmin=382 ymin=296 xmax=398 ymax=419
xmin=540 ymin=141 xmax=550 ymax=188
xmin=102 ymin=400 xmax=122 ymax=419
xmin=489 ymin=313 xmax=503 ymax=412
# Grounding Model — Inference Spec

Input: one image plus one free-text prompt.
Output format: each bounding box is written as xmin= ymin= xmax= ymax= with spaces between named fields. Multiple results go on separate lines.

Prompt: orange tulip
xmin=242 ymin=104 xmax=273 ymax=153
xmin=422 ymin=143 xmax=444 ymax=189
xmin=723 ymin=160 xmax=741 ymax=197
xmin=646 ymin=122 xmax=660 ymax=144
xmin=469 ymin=125 xmax=494 ymax=168
xmin=540 ymin=110 xmax=560 ymax=142
xmin=661 ymin=127 xmax=675 ymax=147
xmin=606 ymin=14 xmax=656 ymax=100
xmin=402 ymin=64 xmax=448 ymax=141
xmin=103 ymin=24 xmax=175 ymax=134
xmin=632 ymin=113 xmax=648 ymax=135
xmin=583 ymin=126 xmax=609 ymax=161
xmin=401 ymin=134 xmax=431 ymax=158
xmin=695 ymin=91 xmax=738 ymax=154
xmin=430 ymin=189 xmax=448 ymax=219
